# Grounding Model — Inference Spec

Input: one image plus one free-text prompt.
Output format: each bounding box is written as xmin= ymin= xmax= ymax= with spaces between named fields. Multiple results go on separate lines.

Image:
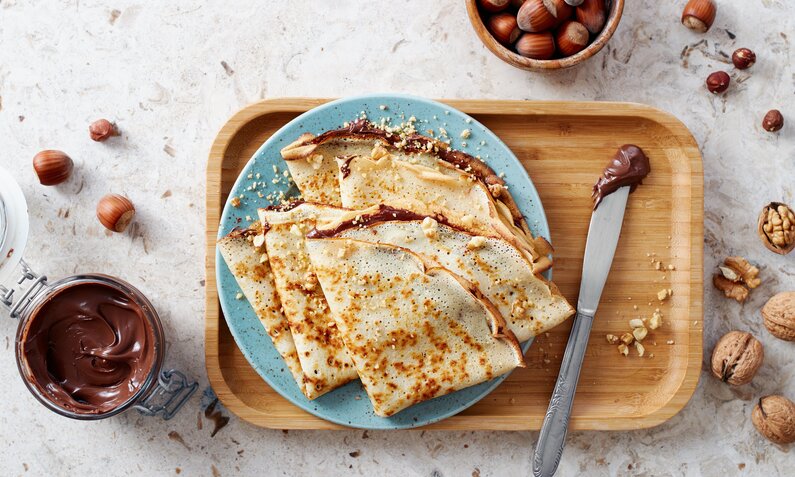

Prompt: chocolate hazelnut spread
xmin=592 ymin=145 xmax=651 ymax=209
xmin=306 ymin=205 xmax=455 ymax=239
xmin=19 ymin=282 xmax=156 ymax=414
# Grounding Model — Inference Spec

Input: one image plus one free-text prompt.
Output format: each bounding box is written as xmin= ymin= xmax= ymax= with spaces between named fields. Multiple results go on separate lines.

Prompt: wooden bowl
xmin=466 ymin=0 xmax=624 ymax=70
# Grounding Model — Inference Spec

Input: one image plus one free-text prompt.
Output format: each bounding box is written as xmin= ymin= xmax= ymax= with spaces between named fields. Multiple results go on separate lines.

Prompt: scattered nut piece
xmin=710 ymin=330 xmax=764 ymax=386
xmin=252 ymin=234 xmax=265 ymax=248
xmin=628 ymin=318 xmax=645 ymax=329
xmin=96 ymin=194 xmax=135 ymax=233
xmin=713 ymin=256 xmax=761 ymax=302
xmin=751 ymin=395 xmax=795 ymax=444
xmin=230 ymin=196 xmax=241 ymax=208
xmin=466 ymin=236 xmax=487 ymax=250
xmin=724 ymin=256 xmax=761 ymax=288
xmin=762 ymin=110 xmax=784 ymax=133
xmin=89 ymin=119 xmax=118 ymax=142
xmin=460 ymin=129 xmax=472 ymax=139
xmin=421 ymin=217 xmax=439 ymax=239
xmin=648 ymin=310 xmax=663 ymax=330
xmin=617 ymin=343 xmax=629 ymax=356
xmin=758 ymin=202 xmax=795 ymax=255
xmin=235 ymin=292 xmax=243 ymax=300
xmin=634 ymin=341 xmax=645 ymax=357
xmin=657 ymin=288 xmax=672 ymax=301
xmin=666 ymin=340 xmax=675 ymax=345
xmin=33 ymin=150 xmax=73 ymax=186
xmin=632 ymin=327 xmax=648 ymax=342
xmin=605 ymin=334 xmax=619 ymax=344
xmin=761 ymin=291 xmax=795 ymax=341
xmin=714 ymin=275 xmax=748 ymax=302
xmin=619 ymin=332 xmax=634 ymax=346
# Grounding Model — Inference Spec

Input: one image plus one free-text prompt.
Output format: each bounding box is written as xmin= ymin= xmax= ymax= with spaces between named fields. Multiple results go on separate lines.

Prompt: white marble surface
xmin=1 ymin=0 xmax=794 ymax=475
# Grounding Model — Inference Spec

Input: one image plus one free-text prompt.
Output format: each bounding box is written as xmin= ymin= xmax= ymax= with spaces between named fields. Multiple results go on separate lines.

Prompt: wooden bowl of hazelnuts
xmin=466 ymin=0 xmax=624 ymax=70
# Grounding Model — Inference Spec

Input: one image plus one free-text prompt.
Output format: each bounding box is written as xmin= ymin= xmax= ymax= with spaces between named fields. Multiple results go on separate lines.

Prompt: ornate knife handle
xmin=532 ymin=311 xmax=594 ymax=477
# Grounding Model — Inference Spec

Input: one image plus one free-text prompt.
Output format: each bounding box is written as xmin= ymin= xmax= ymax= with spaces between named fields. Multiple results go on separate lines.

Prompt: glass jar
xmin=0 ymin=166 xmax=196 ymax=420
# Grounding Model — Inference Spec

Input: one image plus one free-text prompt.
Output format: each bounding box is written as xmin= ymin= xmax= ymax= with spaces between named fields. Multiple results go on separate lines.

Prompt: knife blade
xmin=532 ymin=186 xmax=630 ymax=477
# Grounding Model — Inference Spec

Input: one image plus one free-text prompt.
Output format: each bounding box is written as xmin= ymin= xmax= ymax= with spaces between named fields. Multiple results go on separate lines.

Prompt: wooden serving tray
xmin=205 ymin=98 xmax=703 ymax=430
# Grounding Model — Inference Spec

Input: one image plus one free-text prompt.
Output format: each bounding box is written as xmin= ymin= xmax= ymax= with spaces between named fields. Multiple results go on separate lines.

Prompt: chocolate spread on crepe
xmin=592 ymin=145 xmax=651 ymax=209
xmin=20 ymin=282 xmax=155 ymax=414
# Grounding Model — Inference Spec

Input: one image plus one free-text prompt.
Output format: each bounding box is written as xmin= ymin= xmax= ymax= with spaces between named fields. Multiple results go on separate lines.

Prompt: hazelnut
xmin=97 ymin=194 xmax=136 ymax=233
xmin=543 ymin=0 xmax=573 ymax=23
xmin=89 ymin=119 xmax=118 ymax=142
xmin=752 ymin=395 xmax=795 ymax=444
xmin=762 ymin=109 xmax=784 ymax=132
xmin=517 ymin=0 xmax=556 ymax=32
xmin=681 ymin=0 xmax=717 ymax=33
xmin=488 ymin=13 xmax=521 ymax=45
xmin=758 ymin=202 xmax=795 ymax=255
xmin=710 ymin=330 xmax=763 ymax=386
xmin=705 ymin=71 xmax=730 ymax=94
xmin=32 ymin=150 xmax=73 ymax=186
xmin=556 ymin=20 xmax=589 ymax=57
xmin=575 ymin=0 xmax=606 ymax=35
xmin=479 ymin=0 xmax=511 ymax=13
xmin=515 ymin=32 xmax=556 ymax=59
xmin=762 ymin=292 xmax=795 ymax=341
xmin=731 ymin=48 xmax=756 ymax=70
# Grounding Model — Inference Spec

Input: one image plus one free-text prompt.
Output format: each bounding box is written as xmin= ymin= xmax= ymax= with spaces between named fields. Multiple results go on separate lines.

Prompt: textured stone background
xmin=1 ymin=0 xmax=794 ymax=476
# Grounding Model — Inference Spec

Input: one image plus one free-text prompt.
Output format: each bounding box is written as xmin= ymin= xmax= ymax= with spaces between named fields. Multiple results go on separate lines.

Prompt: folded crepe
xmin=259 ymin=202 xmax=358 ymax=399
xmin=311 ymin=205 xmax=575 ymax=342
xmin=217 ymin=228 xmax=305 ymax=391
xmin=305 ymin=237 xmax=525 ymax=417
xmin=335 ymin=153 xmax=555 ymax=273
xmin=279 ymin=120 xmax=534 ymax=245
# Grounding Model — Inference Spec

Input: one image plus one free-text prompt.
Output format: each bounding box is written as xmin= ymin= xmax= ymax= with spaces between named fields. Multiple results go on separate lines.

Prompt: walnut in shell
xmin=758 ymin=202 xmax=795 ymax=255
xmin=762 ymin=291 xmax=795 ymax=341
xmin=710 ymin=330 xmax=764 ymax=385
xmin=752 ymin=395 xmax=795 ymax=444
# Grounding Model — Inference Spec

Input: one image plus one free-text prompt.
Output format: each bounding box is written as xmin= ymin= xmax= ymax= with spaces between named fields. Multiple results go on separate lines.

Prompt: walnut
xmin=710 ymin=330 xmax=764 ymax=385
xmin=712 ymin=256 xmax=761 ymax=303
xmin=762 ymin=291 xmax=795 ymax=341
xmin=752 ymin=395 xmax=795 ymax=444
xmin=758 ymin=202 xmax=795 ymax=255
xmin=605 ymin=334 xmax=619 ymax=344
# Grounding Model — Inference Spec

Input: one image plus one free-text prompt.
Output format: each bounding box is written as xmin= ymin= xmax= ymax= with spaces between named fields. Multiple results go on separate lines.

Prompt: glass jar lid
xmin=0 ymin=166 xmax=29 ymax=286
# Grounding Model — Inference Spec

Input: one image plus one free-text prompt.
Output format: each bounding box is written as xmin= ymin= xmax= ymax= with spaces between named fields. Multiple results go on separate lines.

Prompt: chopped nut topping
xmin=460 ymin=129 xmax=471 ymax=139
xmin=235 ymin=292 xmax=243 ymax=300
xmin=606 ymin=334 xmax=619 ymax=344
xmin=657 ymin=288 xmax=672 ymax=301
xmin=230 ymin=196 xmax=241 ymax=208
xmin=632 ymin=327 xmax=648 ymax=342
xmin=306 ymin=153 xmax=324 ymax=170
xmin=618 ymin=343 xmax=629 ymax=356
xmin=252 ymin=234 xmax=266 ymax=248
xmin=620 ymin=332 xmax=634 ymax=346
xmin=460 ymin=215 xmax=475 ymax=228
xmin=629 ymin=318 xmax=645 ymax=329
xmin=635 ymin=341 xmax=645 ymax=357
xmin=421 ymin=217 xmax=438 ymax=239
xmin=466 ymin=236 xmax=487 ymax=250
xmin=648 ymin=310 xmax=663 ymax=330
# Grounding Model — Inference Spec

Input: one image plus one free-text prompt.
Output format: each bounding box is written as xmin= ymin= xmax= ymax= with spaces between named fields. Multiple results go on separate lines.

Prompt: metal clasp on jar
xmin=133 ymin=369 xmax=198 ymax=420
xmin=0 ymin=260 xmax=48 ymax=319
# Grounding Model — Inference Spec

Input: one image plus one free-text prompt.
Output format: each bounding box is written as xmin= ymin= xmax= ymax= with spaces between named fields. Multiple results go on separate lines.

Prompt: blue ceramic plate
xmin=216 ymin=94 xmax=550 ymax=429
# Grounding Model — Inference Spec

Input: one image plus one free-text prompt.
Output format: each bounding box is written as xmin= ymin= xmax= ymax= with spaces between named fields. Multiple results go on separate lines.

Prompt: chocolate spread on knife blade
xmin=20 ymin=282 xmax=155 ymax=414
xmin=592 ymin=145 xmax=651 ymax=210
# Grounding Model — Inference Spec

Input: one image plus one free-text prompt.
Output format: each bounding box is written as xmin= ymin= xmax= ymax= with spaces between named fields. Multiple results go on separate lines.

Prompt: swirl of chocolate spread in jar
xmin=592 ymin=145 xmax=651 ymax=209
xmin=20 ymin=282 xmax=155 ymax=414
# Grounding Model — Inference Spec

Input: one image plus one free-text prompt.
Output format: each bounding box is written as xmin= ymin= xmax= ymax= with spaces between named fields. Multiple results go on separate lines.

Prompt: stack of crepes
xmin=218 ymin=119 xmax=575 ymax=417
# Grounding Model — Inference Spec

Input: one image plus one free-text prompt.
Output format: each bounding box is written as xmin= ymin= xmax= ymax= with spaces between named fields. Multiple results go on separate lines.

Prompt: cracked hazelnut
xmin=762 ymin=109 xmax=784 ymax=132
xmin=752 ymin=395 xmax=795 ymax=444
xmin=762 ymin=292 xmax=795 ymax=341
xmin=758 ymin=202 xmax=795 ymax=255
xmin=488 ymin=13 xmax=521 ymax=45
xmin=32 ymin=150 xmax=73 ymax=186
xmin=556 ymin=20 xmax=589 ymax=57
xmin=516 ymin=32 xmax=556 ymax=59
xmin=575 ymin=0 xmax=606 ymax=35
xmin=731 ymin=48 xmax=756 ymax=70
xmin=706 ymin=71 xmax=730 ymax=94
xmin=97 ymin=194 xmax=135 ymax=233
xmin=89 ymin=119 xmax=118 ymax=142
xmin=710 ymin=330 xmax=763 ymax=386
xmin=479 ymin=0 xmax=510 ymax=13
xmin=682 ymin=0 xmax=717 ymax=33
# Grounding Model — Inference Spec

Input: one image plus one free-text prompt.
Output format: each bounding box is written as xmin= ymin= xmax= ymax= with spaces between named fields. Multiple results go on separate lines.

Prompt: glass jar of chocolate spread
xmin=0 ymin=167 xmax=196 ymax=420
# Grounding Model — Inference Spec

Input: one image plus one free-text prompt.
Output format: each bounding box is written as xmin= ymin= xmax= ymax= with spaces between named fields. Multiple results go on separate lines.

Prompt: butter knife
xmin=532 ymin=186 xmax=630 ymax=477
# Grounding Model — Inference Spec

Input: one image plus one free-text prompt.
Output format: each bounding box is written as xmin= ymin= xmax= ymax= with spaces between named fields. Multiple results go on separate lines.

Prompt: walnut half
xmin=710 ymin=330 xmax=764 ymax=385
xmin=712 ymin=256 xmax=761 ymax=303
xmin=758 ymin=202 xmax=795 ymax=255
